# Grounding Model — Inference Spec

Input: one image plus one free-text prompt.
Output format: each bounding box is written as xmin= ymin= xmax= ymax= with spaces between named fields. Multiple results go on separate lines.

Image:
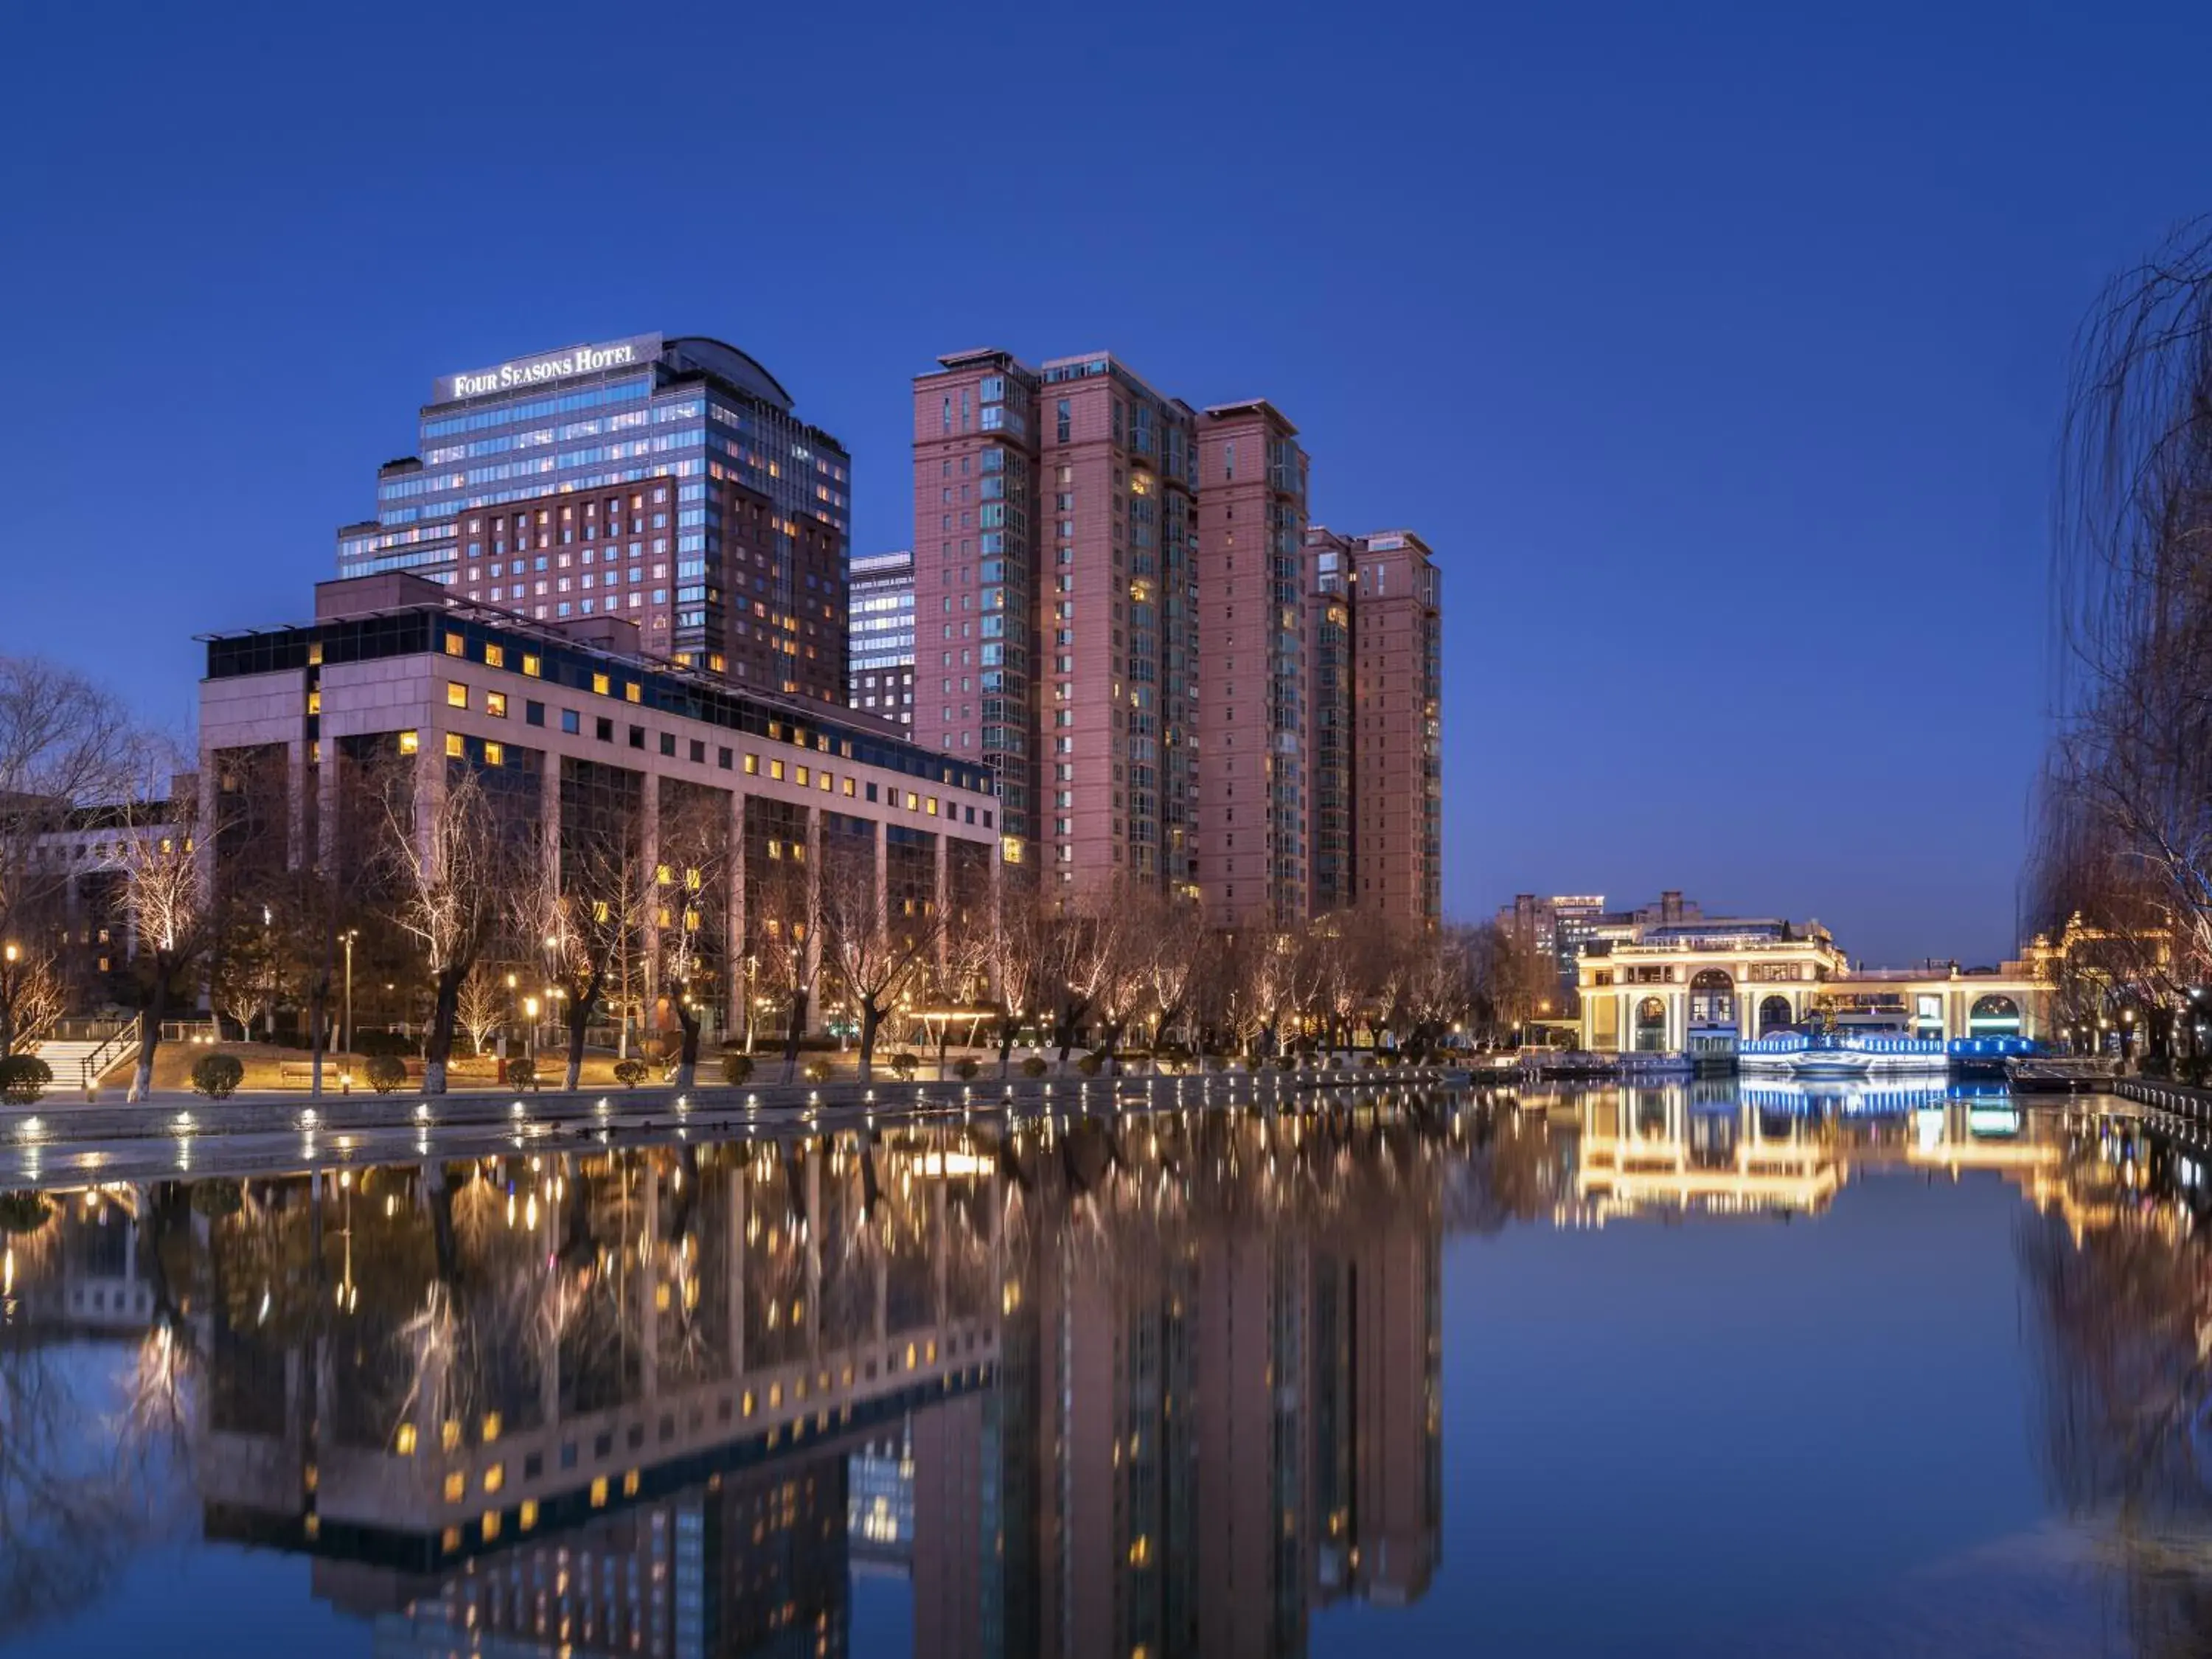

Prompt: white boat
xmin=1736 ymin=1032 xmax=1949 ymax=1079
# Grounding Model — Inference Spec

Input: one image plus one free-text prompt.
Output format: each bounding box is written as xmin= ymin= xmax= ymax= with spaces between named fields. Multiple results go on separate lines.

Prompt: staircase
xmin=32 ymin=1034 xmax=139 ymax=1093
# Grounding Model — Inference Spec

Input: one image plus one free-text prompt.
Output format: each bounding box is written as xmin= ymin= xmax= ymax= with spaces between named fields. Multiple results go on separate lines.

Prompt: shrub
xmin=1076 ymin=1051 xmax=1103 ymax=1077
xmin=722 ymin=1053 xmax=754 ymax=1086
xmin=802 ymin=1057 xmax=832 ymax=1085
xmin=613 ymin=1057 xmax=650 ymax=1088
xmin=191 ymin=1053 xmax=245 ymax=1100
xmin=1020 ymin=1056 xmax=1048 ymax=1079
xmin=364 ymin=1054 xmax=407 ymax=1093
xmin=0 ymin=1054 xmax=52 ymax=1105
xmin=888 ymin=1051 xmax=918 ymax=1080
xmin=504 ymin=1054 xmax=538 ymax=1091
xmin=0 ymin=1192 xmax=52 ymax=1234
xmin=955 ymin=1057 xmax=980 ymax=1081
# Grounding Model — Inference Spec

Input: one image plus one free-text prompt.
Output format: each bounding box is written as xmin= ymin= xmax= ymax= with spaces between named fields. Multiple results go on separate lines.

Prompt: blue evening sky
xmin=5 ymin=0 xmax=2208 ymax=964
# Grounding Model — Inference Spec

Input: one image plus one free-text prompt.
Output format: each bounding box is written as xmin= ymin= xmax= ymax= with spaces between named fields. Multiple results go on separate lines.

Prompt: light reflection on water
xmin=0 ymin=1084 xmax=2207 ymax=1656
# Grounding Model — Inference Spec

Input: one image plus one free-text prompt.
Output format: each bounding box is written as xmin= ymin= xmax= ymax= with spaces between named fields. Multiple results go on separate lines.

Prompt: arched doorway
xmin=1689 ymin=968 xmax=1736 ymax=1029
xmin=1758 ymin=994 xmax=1794 ymax=1036
xmin=1634 ymin=996 xmax=1668 ymax=1052
xmin=1969 ymin=994 xmax=2021 ymax=1036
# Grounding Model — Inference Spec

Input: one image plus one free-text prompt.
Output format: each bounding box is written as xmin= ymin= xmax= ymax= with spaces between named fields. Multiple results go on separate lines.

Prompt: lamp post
xmin=1 ymin=942 xmax=18 ymax=1058
xmin=341 ymin=929 xmax=357 ymax=1079
xmin=523 ymin=996 xmax=539 ymax=1069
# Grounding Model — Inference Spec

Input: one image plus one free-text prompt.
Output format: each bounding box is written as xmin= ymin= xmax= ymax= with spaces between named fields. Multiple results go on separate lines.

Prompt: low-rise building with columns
xmin=199 ymin=574 xmax=1006 ymax=1042
xmin=1576 ymin=916 xmax=2048 ymax=1054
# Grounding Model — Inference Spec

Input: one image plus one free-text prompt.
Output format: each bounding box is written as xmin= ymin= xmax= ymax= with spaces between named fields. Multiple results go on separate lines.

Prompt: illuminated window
xmin=842 ymin=776 xmax=855 ymax=796
xmin=307 ymin=641 xmax=324 ymax=667
xmin=447 ymin=681 xmax=468 ymax=709
xmin=443 ymin=1471 xmax=465 ymax=1502
xmin=482 ymin=741 xmax=504 ymax=767
xmin=484 ymin=692 xmax=507 ymax=717
xmin=445 ymin=733 xmax=465 ymax=759
xmin=770 ymin=760 xmax=785 ymax=782
xmin=819 ymin=771 xmax=832 ymax=791
xmin=481 ymin=1511 xmax=501 ymax=1542
xmin=906 ymin=792 xmax=919 ymax=811
xmin=745 ymin=754 xmax=759 ymax=775
xmin=622 ymin=1470 xmax=640 ymax=1497
xmin=306 ymin=689 xmax=321 ymax=714
xmin=444 ymin=633 xmax=465 ymax=657
xmin=926 ymin=797 xmax=939 ymax=816
xmin=394 ymin=1424 xmax=417 ymax=1455
xmin=592 ymin=672 xmax=611 ymax=696
xmin=796 ymin=766 xmax=810 ymax=787
xmin=483 ymin=1463 xmax=504 ymax=1494
xmin=625 ymin=682 xmax=641 ymax=703
xmin=590 ymin=1477 xmax=608 ymax=1508
xmin=522 ymin=653 xmax=540 ymax=677
xmin=398 ymin=730 xmax=420 ymax=756
xmin=484 ymin=644 xmax=505 ymax=669
xmin=519 ymin=1499 xmax=539 ymax=1531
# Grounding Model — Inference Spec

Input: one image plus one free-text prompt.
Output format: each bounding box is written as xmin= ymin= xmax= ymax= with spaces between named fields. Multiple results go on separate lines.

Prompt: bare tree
xmin=380 ymin=764 xmax=508 ymax=1095
xmin=749 ymin=832 xmax=822 ymax=1085
xmin=2039 ymin=219 xmax=2212 ymax=1009
xmin=653 ymin=785 xmax=731 ymax=1091
xmin=113 ymin=756 xmax=210 ymax=1102
xmin=455 ymin=961 xmax=507 ymax=1059
xmin=0 ymin=656 xmax=139 ymax=1054
xmin=820 ymin=831 xmax=939 ymax=1082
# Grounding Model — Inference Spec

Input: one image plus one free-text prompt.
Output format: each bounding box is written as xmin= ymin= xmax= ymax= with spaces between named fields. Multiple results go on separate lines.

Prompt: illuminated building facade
xmin=847 ymin=550 xmax=916 ymax=728
xmin=1576 ymin=915 xmax=2051 ymax=1054
xmin=337 ymin=333 xmax=852 ymax=697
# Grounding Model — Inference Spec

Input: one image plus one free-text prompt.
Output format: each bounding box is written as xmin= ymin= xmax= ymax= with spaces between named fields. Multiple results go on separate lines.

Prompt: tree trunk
xmin=858 ymin=1001 xmax=883 ymax=1082
xmin=564 ymin=1001 xmax=591 ymax=1093
xmin=423 ymin=966 xmax=463 ymax=1096
xmin=936 ymin=1020 xmax=952 ymax=1082
xmin=998 ymin=1015 xmax=1019 ymax=1079
xmin=307 ymin=978 xmax=329 ymax=1099
xmin=673 ymin=998 xmax=700 ymax=1091
xmin=127 ymin=973 xmax=169 ymax=1103
xmin=782 ymin=990 xmax=807 ymax=1084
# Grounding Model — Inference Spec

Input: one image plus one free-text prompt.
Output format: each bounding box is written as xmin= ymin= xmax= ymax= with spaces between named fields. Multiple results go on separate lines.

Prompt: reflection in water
xmin=0 ymin=1088 xmax=1539 ymax=1658
xmin=9 ymin=1084 xmax=2212 ymax=1655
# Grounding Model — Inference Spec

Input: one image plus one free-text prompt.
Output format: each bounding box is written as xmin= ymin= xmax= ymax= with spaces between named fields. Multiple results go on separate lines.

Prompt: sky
xmin=4 ymin=0 xmax=2209 ymax=966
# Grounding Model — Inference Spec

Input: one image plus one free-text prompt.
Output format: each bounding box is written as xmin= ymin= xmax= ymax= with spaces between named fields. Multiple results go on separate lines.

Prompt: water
xmin=0 ymin=1082 xmax=2205 ymax=1657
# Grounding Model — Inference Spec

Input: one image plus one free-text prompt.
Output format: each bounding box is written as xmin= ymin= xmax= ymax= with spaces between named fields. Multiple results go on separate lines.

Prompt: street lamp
xmin=523 ymin=996 xmax=540 ymax=1067
xmin=341 ymin=929 xmax=358 ymax=1072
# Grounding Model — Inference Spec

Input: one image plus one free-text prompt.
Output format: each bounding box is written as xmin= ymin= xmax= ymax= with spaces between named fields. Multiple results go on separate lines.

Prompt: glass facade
xmin=336 ymin=334 xmax=852 ymax=677
xmin=848 ymin=549 xmax=915 ymax=726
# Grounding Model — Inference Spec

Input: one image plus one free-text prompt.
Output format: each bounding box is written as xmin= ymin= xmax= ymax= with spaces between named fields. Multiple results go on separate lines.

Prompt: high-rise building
xmin=849 ymin=549 xmax=916 ymax=728
xmin=337 ymin=333 xmax=853 ymax=700
xmin=1306 ymin=529 xmax=1357 ymax=918
xmin=1349 ymin=532 xmax=1442 ymax=928
xmin=913 ymin=348 xmax=1444 ymax=928
xmin=913 ymin=350 xmax=1199 ymax=897
xmin=1197 ymin=403 xmax=1310 ymax=930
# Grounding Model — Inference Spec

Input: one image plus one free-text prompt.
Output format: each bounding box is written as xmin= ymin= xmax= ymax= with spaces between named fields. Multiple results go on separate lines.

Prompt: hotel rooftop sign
xmin=434 ymin=333 xmax=662 ymax=403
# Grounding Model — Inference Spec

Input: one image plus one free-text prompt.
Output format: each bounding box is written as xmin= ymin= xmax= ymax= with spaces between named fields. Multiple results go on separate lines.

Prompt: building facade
xmin=200 ymin=575 xmax=1002 ymax=1039
xmin=1348 ymin=532 xmax=1441 ymax=931
xmin=911 ymin=350 xmax=1201 ymax=903
xmin=848 ymin=549 xmax=916 ymax=729
xmin=1574 ymin=915 xmax=2050 ymax=1052
xmin=337 ymin=333 xmax=853 ymax=698
xmin=1196 ymin=403 xmax=1310 ymax=930
xmin=913 ymin=349 xmax=1443 ymax=929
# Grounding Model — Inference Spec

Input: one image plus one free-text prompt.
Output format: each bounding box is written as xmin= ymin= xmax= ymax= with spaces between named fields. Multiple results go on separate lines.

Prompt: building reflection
xmin=0 ymin=1088 xmax=1487 ymax=1658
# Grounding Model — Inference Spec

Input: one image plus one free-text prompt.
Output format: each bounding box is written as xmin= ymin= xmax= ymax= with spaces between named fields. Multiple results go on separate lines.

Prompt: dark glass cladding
xmin=205 ymin=609 xmax=992 ymax=795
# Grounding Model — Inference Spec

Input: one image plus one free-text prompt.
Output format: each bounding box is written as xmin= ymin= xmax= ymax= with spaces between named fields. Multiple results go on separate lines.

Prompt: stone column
xmin=640 ymin=773 xmax=662 ymax=1027
xmin=804 ymin=804 xmax=824 ymax=1036
xmin=727 ymin=791 xmax=748 ymax=1036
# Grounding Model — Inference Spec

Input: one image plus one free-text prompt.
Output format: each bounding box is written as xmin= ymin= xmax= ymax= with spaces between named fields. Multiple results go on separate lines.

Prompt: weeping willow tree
xmin=2036 ymin=218 xmax=2212 ymax=1023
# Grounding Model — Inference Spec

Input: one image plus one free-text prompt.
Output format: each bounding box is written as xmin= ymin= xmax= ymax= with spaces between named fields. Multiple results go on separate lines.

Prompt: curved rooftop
xmin=664 ymin=336 xmax=794 ymax=412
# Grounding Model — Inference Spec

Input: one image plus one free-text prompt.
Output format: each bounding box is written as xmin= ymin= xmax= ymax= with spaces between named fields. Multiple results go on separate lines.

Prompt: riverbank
xmin=0 ymin=1064 xmax=1478 ymax=1150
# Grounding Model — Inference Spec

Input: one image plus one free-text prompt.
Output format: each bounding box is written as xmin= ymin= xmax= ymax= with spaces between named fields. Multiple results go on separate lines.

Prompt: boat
xmin=2006 ymin=1057 xmax=2116 ymax=1095
xmin=1736 ymin=1031 xmax=1950 ymax=1079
